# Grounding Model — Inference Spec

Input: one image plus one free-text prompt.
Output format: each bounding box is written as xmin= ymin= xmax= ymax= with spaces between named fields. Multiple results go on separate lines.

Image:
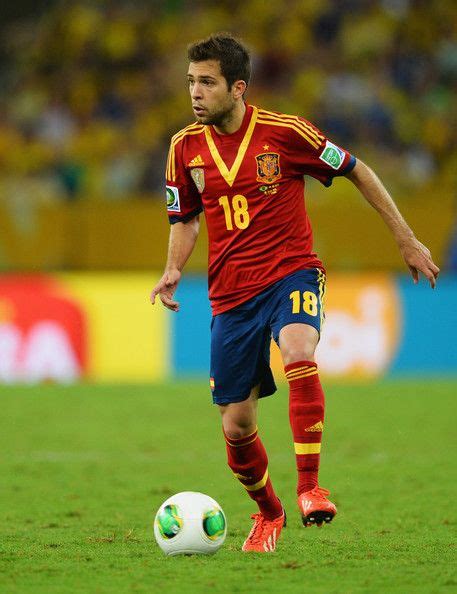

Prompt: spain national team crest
xmin=190 ymin=167 xmax=205 ymax=193
xmin=255 ymin=152 xmax=281 ymax=184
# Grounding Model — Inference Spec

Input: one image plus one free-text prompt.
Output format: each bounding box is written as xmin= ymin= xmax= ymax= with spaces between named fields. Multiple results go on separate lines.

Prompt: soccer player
xmin=151 ymin=34 xmax=439 ymax=552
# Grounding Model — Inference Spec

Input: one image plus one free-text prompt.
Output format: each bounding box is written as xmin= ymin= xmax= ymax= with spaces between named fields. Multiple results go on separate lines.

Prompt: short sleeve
xmin=165 ymin=137 xmax=203 ymax=224
xmin=288 ymin=117 xmax=356 ymax=187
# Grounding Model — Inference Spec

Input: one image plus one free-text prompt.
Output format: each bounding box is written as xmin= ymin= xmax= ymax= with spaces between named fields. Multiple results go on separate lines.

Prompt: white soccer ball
xmin=154 ymin=491 xmax=227 ymax=556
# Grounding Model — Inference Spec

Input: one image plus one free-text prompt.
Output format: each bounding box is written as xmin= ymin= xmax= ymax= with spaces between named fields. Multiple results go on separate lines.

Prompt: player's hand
xmin=150 ymin=269 xmax=182 ymax=312
xmin=399 ymin=237 xmax=440 ymax=289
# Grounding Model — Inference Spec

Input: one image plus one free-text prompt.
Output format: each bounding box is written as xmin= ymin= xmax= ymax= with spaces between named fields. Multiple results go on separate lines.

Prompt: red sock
xmin=285 ymin=360 xmax=325 ymax=495
xmin=224 ymin=428 xmax=283 ymax=520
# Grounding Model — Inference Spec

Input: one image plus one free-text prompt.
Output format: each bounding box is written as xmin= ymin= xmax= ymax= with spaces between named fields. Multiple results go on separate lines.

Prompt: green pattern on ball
xmin=202 ymin=508 xmax=226 ymax=540
xmin=156 ymin=504 xmax=182 ymax=539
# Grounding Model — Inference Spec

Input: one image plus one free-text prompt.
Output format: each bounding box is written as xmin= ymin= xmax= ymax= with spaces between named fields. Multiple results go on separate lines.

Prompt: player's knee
xmin=222 ymin=422 xmax=256 ymax=440
xmin=222 ymin=414 xmax=256 ymax=440
xmin=219 ymin=395 xmax=257 ymax=440
xmin=282 ymin=347 xmax=316 ymax=367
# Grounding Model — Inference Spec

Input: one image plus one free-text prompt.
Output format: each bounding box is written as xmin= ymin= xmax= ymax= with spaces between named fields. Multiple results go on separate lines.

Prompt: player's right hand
xmin=150 ymin=269 xmax=182 ymax=312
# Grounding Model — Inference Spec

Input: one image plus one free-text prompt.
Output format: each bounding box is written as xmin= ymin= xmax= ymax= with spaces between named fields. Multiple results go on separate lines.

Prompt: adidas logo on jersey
xmin=305 ymin=421 xmax=324 ymax=432
xmin=188 ymin=154 xmax=205 ymax=167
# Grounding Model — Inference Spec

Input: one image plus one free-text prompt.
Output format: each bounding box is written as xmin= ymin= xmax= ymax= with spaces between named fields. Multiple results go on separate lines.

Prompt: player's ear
xmin=232 ymin=80 xmax=247 ymax=100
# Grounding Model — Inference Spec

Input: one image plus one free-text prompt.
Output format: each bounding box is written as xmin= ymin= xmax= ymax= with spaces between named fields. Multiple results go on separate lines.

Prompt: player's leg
xmin=281 ymin=322 xmax=323 ymax=495
xmin=271 ymin=269 xmax=336 ymax=527
xmin=220 ymin=391 xmax=285 ymax=552
xmin=211 ymin=301 xmax=285 ymax=551
xmin=219 ymin=386 xmax=282 ymax=520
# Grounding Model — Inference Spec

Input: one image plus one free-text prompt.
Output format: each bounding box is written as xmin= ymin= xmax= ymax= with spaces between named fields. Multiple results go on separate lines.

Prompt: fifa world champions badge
xmin=319 ymin=141 xmax=345 ymax=170
xmin=190 ymin=168 xmax=205 ymax=193
xmin=255 ymin=152 xmax=282 ymax=184
xmin=166 ymin=186 xmax=181 ymax=212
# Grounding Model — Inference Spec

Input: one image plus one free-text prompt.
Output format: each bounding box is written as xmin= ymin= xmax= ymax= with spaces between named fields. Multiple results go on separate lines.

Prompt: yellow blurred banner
xmin=0 ymin=187 xmax=452 ymax=270
xmin=58 ymin=273 xmax=168 ymax=382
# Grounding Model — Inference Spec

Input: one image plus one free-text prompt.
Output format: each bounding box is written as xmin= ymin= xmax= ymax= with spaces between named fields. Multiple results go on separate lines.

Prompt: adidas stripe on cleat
xmin=297 ymin=486 xmax=337 ymax=527
xmin=242 ymin=508 xmax=286 ymax=552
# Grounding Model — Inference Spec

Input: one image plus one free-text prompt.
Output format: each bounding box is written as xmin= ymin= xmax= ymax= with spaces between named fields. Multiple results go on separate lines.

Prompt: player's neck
xmin=213 ymin=102 xmax=246 ymax=135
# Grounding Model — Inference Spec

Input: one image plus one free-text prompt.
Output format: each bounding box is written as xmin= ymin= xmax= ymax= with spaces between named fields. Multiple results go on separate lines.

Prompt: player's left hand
xmin=399 ymin=237 xmax=440 ymax=289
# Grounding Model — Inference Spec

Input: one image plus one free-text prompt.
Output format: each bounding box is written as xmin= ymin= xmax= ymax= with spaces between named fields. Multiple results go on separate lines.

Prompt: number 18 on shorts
xmin=209 ymin=268 xmax=326 ymax=405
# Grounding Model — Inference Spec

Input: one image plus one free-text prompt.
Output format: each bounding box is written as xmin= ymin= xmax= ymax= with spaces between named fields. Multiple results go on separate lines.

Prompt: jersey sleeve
xmin=165 ymin=137 xmax=203 ymax=224
xmin=288 ymin=117 xmax=356 ymax=187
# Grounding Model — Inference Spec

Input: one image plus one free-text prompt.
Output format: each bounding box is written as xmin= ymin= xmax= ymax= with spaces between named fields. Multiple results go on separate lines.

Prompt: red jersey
xmin=166 ymin=104 xmax=355 ymax=315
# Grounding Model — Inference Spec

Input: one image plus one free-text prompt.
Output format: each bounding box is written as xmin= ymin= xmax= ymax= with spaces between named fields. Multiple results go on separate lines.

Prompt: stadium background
xmin=0 ymin=0 xmax=455 ymax=383
xmin=1 ymin=3 xmax=456 ymax=593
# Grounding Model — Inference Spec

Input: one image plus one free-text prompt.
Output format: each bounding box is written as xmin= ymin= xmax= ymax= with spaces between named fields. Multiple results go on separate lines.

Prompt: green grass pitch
xmin=0 ymin=380 xmax=455 ymax=594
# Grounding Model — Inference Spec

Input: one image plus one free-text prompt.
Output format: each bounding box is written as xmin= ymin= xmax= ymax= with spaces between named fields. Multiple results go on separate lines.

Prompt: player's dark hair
xmin=188 ymin=33 xmax=251 ymax=91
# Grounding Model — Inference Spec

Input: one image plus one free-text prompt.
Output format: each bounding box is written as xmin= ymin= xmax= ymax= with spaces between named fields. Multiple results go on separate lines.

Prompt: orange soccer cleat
xmin=242 ymin=509 xmax=286 ymax=552
xmin=297 ymin=486 xmax=337 ymax=527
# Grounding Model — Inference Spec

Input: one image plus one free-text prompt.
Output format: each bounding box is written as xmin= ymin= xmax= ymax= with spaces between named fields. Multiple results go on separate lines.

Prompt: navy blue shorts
xmin=210 ymin=268 xmax=326 ymax=405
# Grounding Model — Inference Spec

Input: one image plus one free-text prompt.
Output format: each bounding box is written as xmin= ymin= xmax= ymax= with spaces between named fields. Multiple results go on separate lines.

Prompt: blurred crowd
xmin=0 ymin=0 xmax=456 ymax=204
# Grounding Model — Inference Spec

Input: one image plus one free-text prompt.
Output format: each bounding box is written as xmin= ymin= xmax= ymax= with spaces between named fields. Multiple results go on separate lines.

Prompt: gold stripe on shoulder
xmin=171 ymin=122 xmax=204 ymax=143
xmin=170 ymin=124 xmax=204 ymax=150
xmin=257 ymin=117 xmax=320 ymax=150
xmin=258 ymin=110 xmax=324 ymax=144
xmin=258 ymin=108 xmax=325 ymax=140
xmin=167 ymin=126 xmax=205 ymax=181
xmin=166 ymin=144 xmax=173 ymax=181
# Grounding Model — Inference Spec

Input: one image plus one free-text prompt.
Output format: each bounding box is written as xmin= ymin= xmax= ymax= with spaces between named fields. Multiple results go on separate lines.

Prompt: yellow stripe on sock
xmin=286 ymin=367 xmax=318 ymax=377
xmin=285 ymin=365 xmax=315 ymax=376
xmin=233 ymin=472 xmax=251 ymax=481
xmin=237 ymin=468 xmax=269 ymax=492
xmin=226 ymin=435 xmax=257 ymax=447
xmin=285 ymin=367 xmax=316 ymax=379
xmin=286 ymin=369 xmax=318 ymax=380
xmin=294 ymin=443 xmax=321 ymax=455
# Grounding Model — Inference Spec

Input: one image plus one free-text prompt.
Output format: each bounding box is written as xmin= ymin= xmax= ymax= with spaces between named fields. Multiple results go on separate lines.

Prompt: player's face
xmin=187 ymin=60 xmax=238 ymax=126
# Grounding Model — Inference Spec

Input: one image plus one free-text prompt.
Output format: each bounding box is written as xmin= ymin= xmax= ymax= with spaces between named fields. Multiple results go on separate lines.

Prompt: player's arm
xmin=150 ymin=215 xmax=200 ymax=312
xmin=345 ymin=159 xmax=440 ymax=288
xmin=152 ymin=131 xmax=203 ymax=311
